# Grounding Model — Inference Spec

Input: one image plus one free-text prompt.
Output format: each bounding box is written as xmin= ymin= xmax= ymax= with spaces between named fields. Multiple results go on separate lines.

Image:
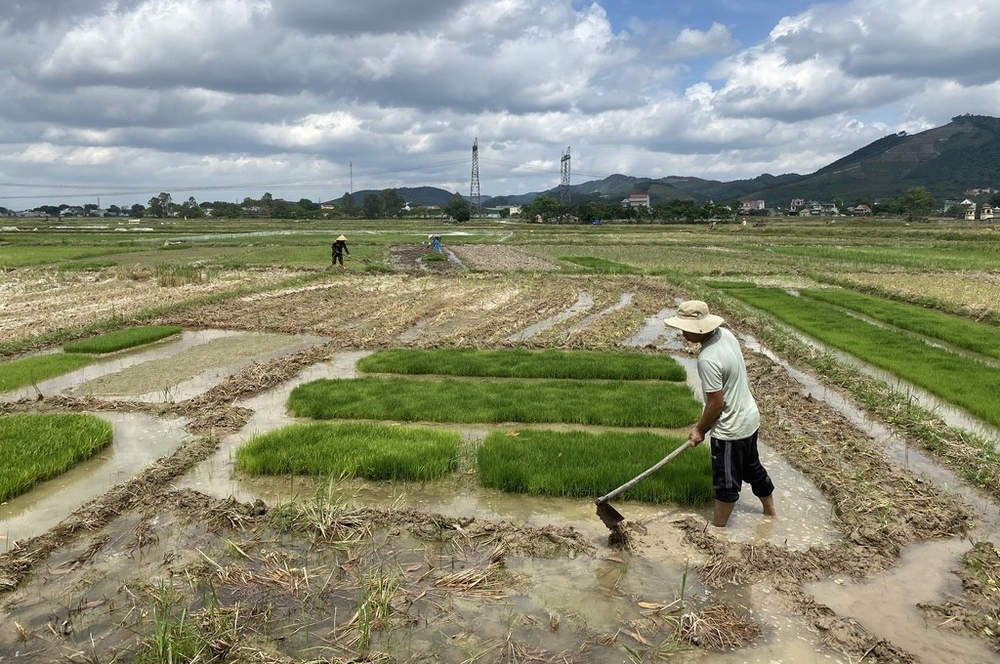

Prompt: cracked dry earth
xmin=0 ymin=243 xmax=997 ymax=663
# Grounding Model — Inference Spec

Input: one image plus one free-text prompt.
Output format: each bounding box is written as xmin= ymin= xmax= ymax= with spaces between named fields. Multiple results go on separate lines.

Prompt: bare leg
xmin=760 ymin=494 xmax=777 ymax=517
xmin=712 ymin=500 xmax=736 ymax=527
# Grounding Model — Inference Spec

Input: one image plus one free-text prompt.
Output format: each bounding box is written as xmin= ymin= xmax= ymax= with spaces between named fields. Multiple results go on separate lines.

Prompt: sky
xmin=2 ymin=0 xmax=1000 ymax=210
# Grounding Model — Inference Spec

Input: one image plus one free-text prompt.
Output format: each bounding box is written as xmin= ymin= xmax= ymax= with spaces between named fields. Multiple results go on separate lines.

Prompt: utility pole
xmin=470 ymin=138 xmax=482 ymax=218
xmin=559 ymin=146 xmax=571 ymax=205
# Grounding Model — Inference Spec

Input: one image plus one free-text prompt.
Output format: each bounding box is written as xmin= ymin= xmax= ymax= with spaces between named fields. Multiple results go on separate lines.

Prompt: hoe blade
xmin=596 ymin=500 xmax=625 ymax=531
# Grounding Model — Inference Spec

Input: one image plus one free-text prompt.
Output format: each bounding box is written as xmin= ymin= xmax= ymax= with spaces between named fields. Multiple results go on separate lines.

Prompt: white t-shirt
xmin=697 ymin=327 xmax=760 ymax=440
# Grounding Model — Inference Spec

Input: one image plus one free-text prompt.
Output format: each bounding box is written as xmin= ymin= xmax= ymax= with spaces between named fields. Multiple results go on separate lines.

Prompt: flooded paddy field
xmin=2 ymin=236 xmax=999 ymax=663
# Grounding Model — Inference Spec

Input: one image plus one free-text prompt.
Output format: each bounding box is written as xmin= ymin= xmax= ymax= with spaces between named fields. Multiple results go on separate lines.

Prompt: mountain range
xmin=354 ymin=114 xmax=1000 ymax=209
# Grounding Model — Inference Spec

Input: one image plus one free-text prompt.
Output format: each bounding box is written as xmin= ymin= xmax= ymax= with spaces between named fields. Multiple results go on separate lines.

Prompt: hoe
xmin=595 ymin=441 xmax=693 ymax=530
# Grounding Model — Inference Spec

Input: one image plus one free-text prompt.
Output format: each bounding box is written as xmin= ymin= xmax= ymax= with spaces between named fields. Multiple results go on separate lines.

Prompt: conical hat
xmin=336 ymin=235 xmax=347 ymax=241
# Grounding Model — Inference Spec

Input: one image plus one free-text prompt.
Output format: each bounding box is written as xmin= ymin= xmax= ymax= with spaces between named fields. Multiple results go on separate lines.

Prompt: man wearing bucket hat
xmin=664 ymin=300 xmax=777 ymax=527
xmin=331 ymin=235 xmax=350 ymax=267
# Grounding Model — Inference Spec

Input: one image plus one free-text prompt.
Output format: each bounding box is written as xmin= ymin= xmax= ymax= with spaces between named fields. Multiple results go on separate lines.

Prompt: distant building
xmin=789 ymin=198 xmax=806 ymax=211
xmin=622 ymin=193 xmax=651 ymax=209
xmin=965 ymin=201 xmax=977 ymax=221
xmin=740 ymin=199 xmax=766 ymax=213
xmin=981 ymin=203 xmax=994 ymax=220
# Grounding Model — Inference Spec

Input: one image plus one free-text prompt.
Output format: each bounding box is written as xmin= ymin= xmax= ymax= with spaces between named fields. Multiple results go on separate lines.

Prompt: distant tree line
xmin=518 ymin=195 xmax=737 ymax=224
xmin=13 ymin=185 xmax=1000 ymax=223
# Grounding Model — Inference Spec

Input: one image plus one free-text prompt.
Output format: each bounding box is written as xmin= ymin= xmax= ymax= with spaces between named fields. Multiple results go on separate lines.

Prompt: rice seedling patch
xmin=0 ymin=352 xmax=95 ymax=392
xmin=63 ymin=325 xmax=183 ymax=354
xmin=720 ymin=285 xmax=1000 ymax=427
xmin=0 ymin=412 xmax=114 ymax=502
xmin=287 ymin=376 xmax=702 ymax=428
xmin=477 ymin=429 xmax=712 ymax=505
xmin=236 ymin=422 xmax=460 ymax=481
xmin=798 ymin=288 xmax=1000 ymax=361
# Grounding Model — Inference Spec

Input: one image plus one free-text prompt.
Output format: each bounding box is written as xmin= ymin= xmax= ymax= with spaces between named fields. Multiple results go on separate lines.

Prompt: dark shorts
xmin=710 ymin=430 xmax=774 ymax=503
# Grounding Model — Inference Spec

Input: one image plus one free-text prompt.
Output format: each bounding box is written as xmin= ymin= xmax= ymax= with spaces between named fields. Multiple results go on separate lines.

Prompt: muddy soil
xmin=1 ymin=244 xmax=998 ymax=662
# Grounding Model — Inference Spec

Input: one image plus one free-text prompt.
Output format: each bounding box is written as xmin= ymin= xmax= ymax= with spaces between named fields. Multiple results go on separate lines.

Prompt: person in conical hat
xmin=664 ymin=300 xmax=777 ymax=527
xmin=331 ymin=235 xmax=350 ymax=267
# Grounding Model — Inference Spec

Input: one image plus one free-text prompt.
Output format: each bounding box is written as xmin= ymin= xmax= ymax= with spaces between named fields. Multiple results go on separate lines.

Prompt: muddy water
xmin=0 ymin=411 xmax=189 ymax=548
xmin=6 ymin=310 xmax=997 ymax=662
xmin=1 ymin=330 xmax=325 ymax=403
xmin=68 ymin=331 xmax=327 ymax=401
xmin=807 ymin=538 xmax=999 ymax=663
xmin=506 ymin=291 xmax=594 ymax=342
xmin=166 ymin=346 xmax=853 ymax=662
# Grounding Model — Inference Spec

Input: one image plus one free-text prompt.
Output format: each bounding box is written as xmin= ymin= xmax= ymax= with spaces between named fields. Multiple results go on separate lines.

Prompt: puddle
xmin=564 ymin=292 xmax=633 ymax=336
xmin=0 ymin=411 xmax=189 ymax=548
xmin=66 ymin=331 xmax=327 ymax=401
xmin=622 ymin=307 xmax=686 ymax=349
xmin=807 ymin=538 xmax=1000 ymax=664
xmin=506 ymin=291 xmax=594 ymax=341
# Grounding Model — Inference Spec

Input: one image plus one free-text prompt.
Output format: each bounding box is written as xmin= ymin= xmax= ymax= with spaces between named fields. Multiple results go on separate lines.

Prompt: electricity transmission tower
xmin=559 ymin=146 xmax=571 ymax=204
xmin=469 ymin=138 xmax=482 ymax=218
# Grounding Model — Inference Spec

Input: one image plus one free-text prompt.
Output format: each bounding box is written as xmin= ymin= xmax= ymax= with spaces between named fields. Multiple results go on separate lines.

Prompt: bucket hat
xmin=664 ymin=300 xmax=724 ymax=335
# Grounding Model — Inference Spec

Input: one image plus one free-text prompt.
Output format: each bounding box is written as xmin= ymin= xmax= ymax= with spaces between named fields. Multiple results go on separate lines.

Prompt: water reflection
xmin=0 ymin=412 xmax=189 ymax=548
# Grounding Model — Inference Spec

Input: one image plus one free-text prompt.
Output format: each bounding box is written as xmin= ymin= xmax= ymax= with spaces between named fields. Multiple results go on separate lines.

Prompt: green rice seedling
xmin=422 ymin=253 xmax=447 ymax=262
xmin=236 ymin=422 xmax=460 ymax=482
xmin=133 ymin=582 xmax=205 ymax=664
xmin=0 ymin=413 xmax=114 ymax=502
xmin=349 ymin=564 xmax=403 ymax=652
xmin=799 ymin=288 xmax=1000 ymax=361
xmin=63 ymin=325 xmax=183 ymax=354
xmin=477 ymin=429 xmax=713 ymax=506
xmin=356 ymin=348 xmax=687 ymax=381
xmin=287 ymin=377 xmax=702 ymax=428
xmin=0 ymin=353 xmax=95 ymax=392
xmin=721 ymin=286 xmax=1000 ymax=427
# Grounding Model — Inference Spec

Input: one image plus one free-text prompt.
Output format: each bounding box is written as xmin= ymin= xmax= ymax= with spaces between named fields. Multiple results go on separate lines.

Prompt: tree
xmin=444 ymin=193 xmax=471 ymax=222
xmin=900 ymin=187 xmax=934 ymax=220
xmin=341 ymin=192 xmax=356 ymax=217
xmin=522 ymin=195 xmax=560 ymax=222
xmin=362 ymin=192 xmax=385 ymax=219
xmin=148 ymin=192 xmax=173 ymax=218
xmin=382 ymin=189 xmax=405 ymax=217
xmin=179 ymin=196 xmax=203 ymax=218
